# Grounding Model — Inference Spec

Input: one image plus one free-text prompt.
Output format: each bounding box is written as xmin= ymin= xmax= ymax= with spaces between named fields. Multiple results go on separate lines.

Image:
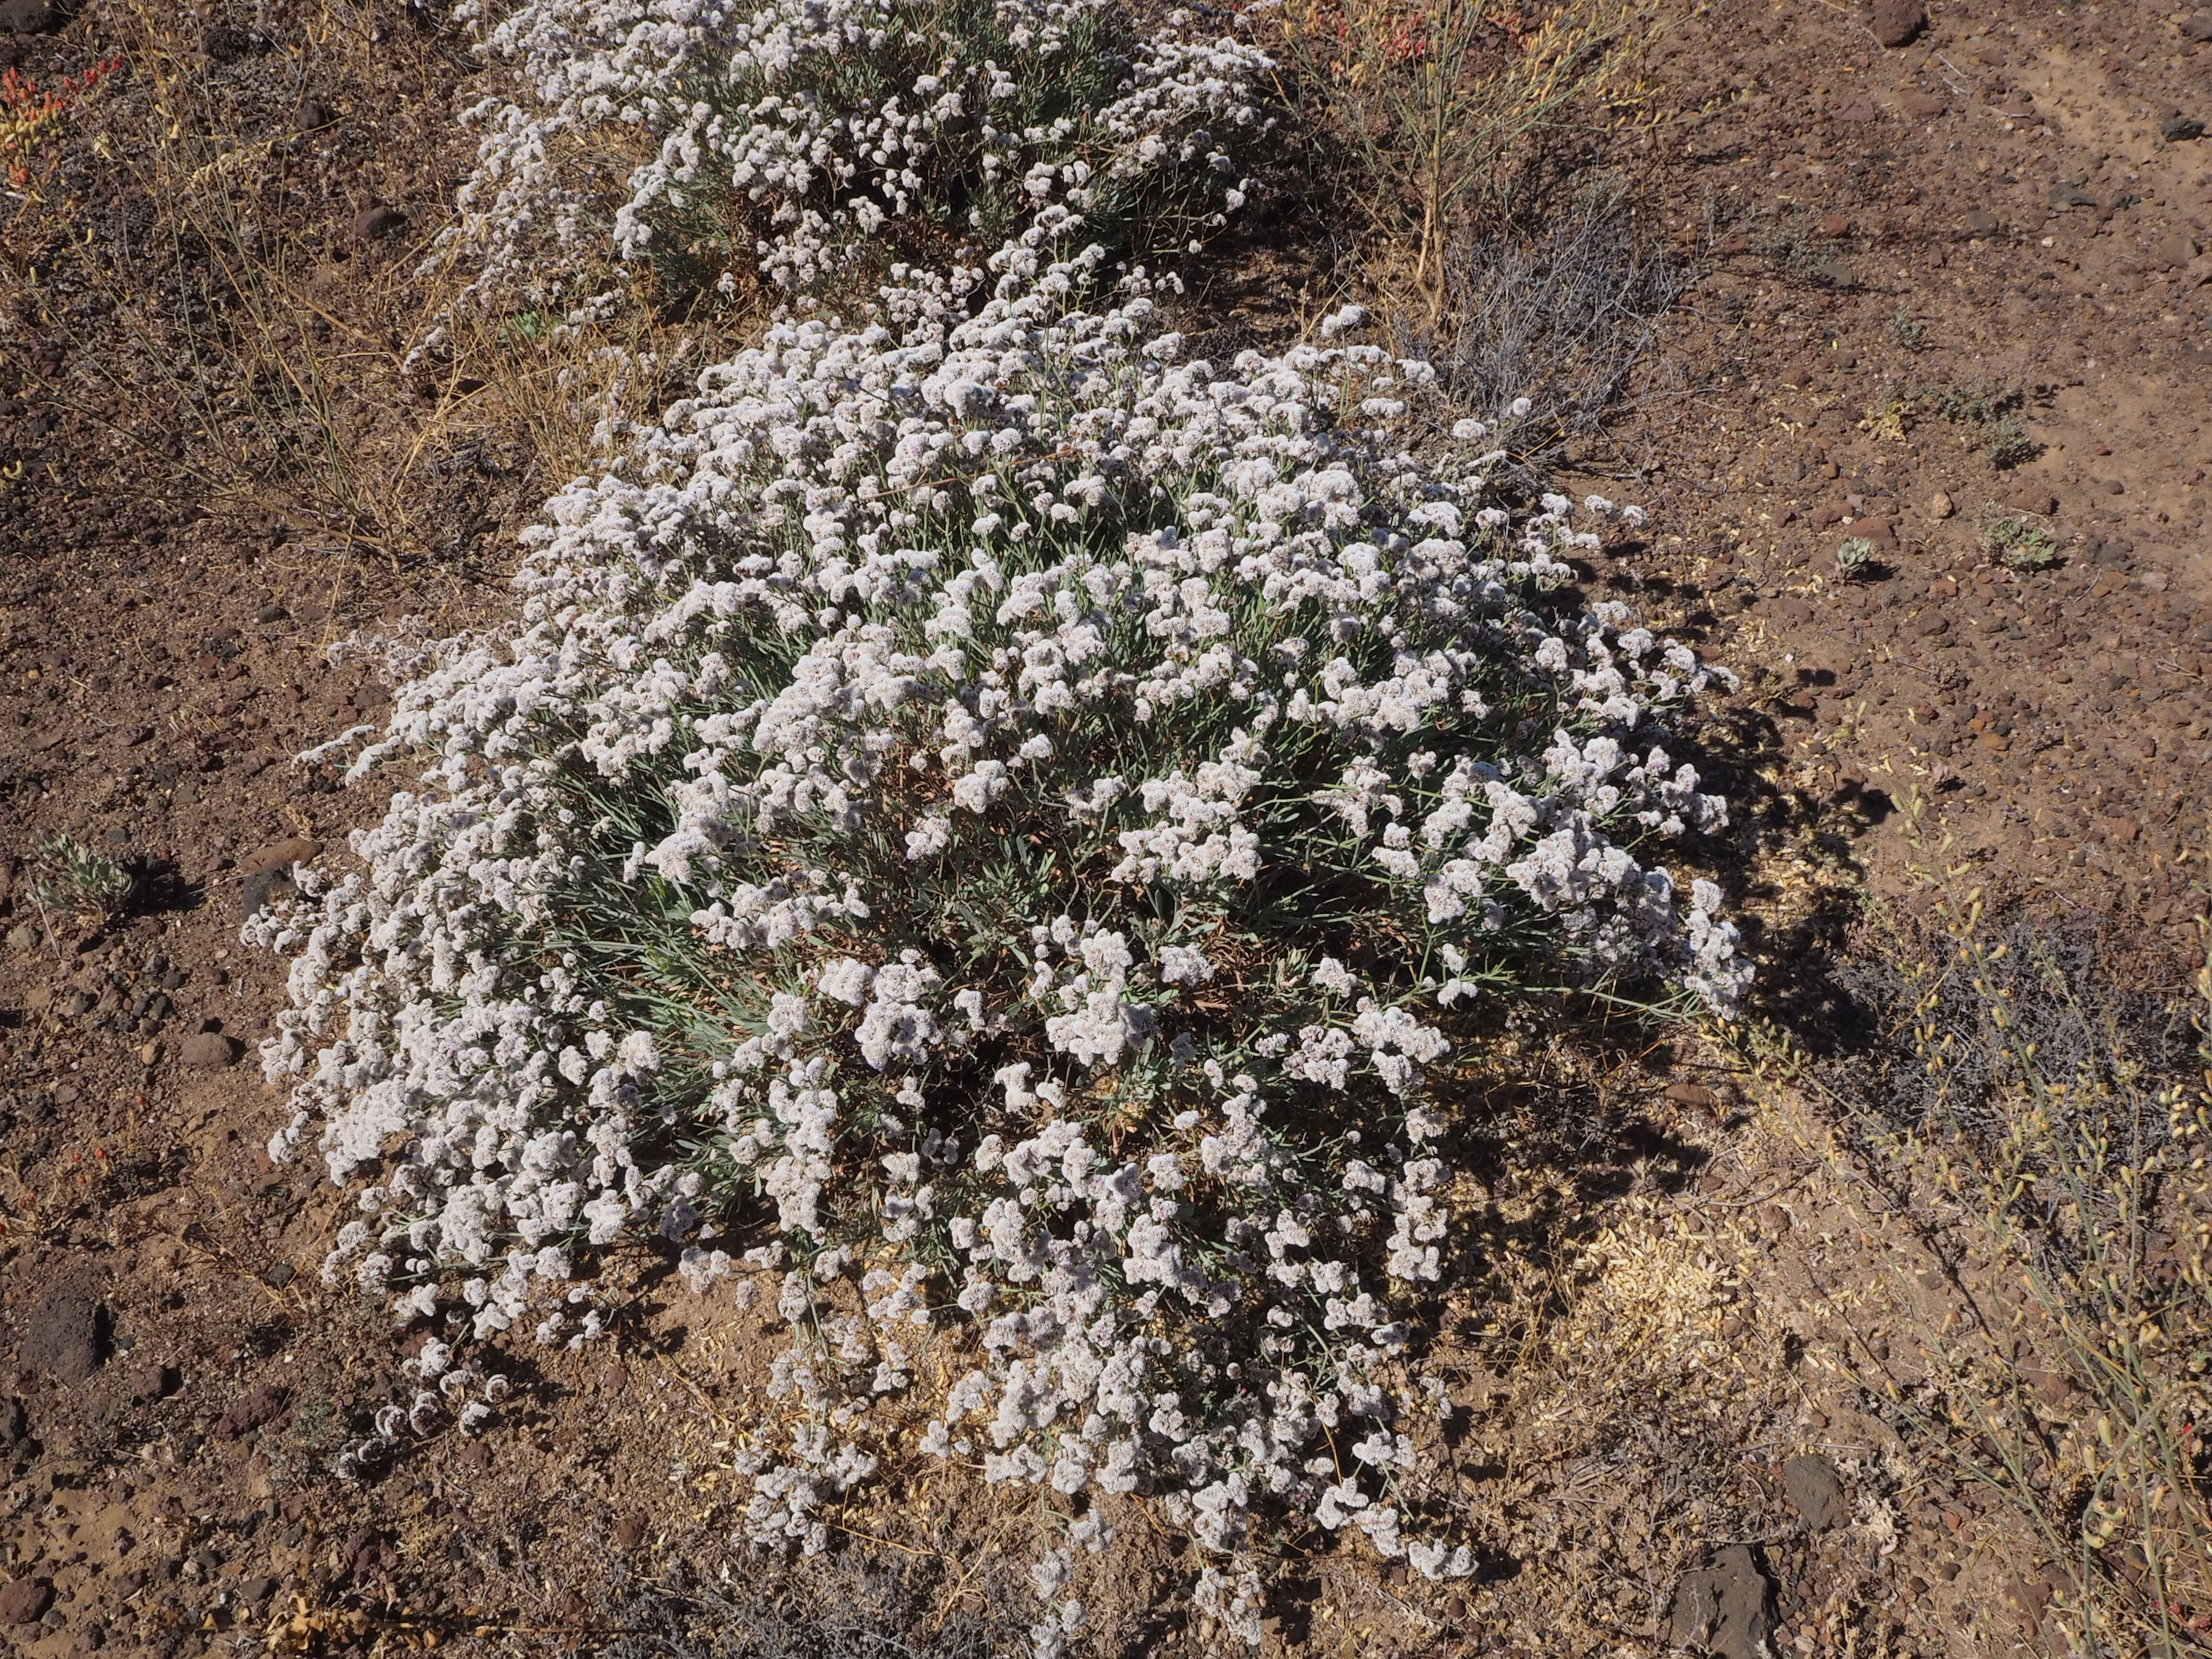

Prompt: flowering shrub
xmin=432 ymin=0 xmax=1269 ymax=313
xmin=253 ymin=204 xmax=1744 ymax=1641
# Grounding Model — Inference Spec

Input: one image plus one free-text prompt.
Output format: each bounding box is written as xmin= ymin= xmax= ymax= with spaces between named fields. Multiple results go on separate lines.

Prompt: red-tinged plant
xmin=1 ymin=55 xmax=121 ymax=185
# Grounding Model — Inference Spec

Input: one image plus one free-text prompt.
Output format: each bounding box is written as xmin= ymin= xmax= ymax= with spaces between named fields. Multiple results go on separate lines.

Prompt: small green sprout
xmin=1835 ymin=537 xmax=1877 ymax=579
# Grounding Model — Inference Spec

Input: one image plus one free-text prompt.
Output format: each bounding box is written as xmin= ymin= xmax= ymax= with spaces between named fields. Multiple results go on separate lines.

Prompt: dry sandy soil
xmin=0 ymin=0 xmax=2208 ymax=1655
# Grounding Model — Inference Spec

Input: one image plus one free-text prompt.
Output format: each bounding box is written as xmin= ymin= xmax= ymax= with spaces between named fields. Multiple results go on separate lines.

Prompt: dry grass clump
xmin=1811 ymin=841 xmax=2212 ymax=1657
xmin=0 ymin=0 xmax=679 ymax=579
xmin=1269 ymin=0 xmax=1673 ymax=315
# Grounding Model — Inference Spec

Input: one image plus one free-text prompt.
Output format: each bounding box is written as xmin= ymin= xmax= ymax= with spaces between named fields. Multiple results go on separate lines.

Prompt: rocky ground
xmin=0 ymin=0 xmax=2207 ymax=1655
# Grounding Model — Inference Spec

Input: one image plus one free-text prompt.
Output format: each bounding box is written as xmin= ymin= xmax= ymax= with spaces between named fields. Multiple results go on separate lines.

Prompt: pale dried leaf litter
xmin=254 ymin=0 xmax=1746 ymax=1644
xmin=428 ymin=0 xmax=1269 ymax=322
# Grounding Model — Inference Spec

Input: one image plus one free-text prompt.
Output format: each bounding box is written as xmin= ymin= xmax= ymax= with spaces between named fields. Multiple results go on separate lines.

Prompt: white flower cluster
xmin=250 ymin=234 xmax=1743 ymax=1635
xmin=332 ymin=1338 xmax=513 ymax=1480
xmin=432 ymin=0 xmax=1268 ymax=312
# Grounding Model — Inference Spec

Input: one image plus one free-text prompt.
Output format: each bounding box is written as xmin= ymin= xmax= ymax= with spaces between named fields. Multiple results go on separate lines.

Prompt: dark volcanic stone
xmin=0 ymin=1577 xmax=51 ymax=1625
xmin=352 ymin=203 xmax=408 ymax=240
xmin=1785 ymin=1453 xmax=1849 ymax=1529
xmin=18 ymin=1271 xmax=104 ymax=1384
xmin=204 ymin=24 xmax=266 ymax=62
xmin=1669 ymin=1545 xmax=1773 ymax=1659
xmin=177 ymin=1032 xmax=239 ymax=1067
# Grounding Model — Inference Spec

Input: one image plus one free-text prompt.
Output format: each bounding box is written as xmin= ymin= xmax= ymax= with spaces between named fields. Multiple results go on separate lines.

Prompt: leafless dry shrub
xmin=1268 ymin=0 xmax=1674 ymax=320
xmin=1397 ymin=175 xmax=1680 ymax=465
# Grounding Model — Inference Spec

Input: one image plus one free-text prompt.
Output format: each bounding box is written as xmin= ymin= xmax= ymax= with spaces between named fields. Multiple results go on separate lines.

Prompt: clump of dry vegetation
xmin=1807 ymin=835 xmax=2212 ymax=1657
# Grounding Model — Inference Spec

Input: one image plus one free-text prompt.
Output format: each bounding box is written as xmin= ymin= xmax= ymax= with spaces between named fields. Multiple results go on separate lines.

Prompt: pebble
xmin=1784 ymin=1453 xmax=1849 ymax=1529
xmin=1872 ymin=0 xmax=1925 ymax=47
xmin=1929 ymin=490 xmax=1955 ymax=519
xmin=2008 ymin=488 xmax=2058 ymax=516
xmin=1964 ymin=207 xmax=1999 ymax=235
xmin=1898 ymin=89 xmax=1944 ymax=120
xmin=2162 ymin=115 xmax=2206 ymax=144
xmin=5 ymin=923 xmax=35 ymax=954
xmin=2188 ymin=12 xmax=2212 ymax=42
xmin=1820 ymin=211 xmax=1852 ymax=238
xmin=1829 ymin=97 xmax=1876 ymax=124
xmin=297 ymin=100 xmax=334 ymax=132
xmin=178 ymin=1032 xmax=240 ymax=1067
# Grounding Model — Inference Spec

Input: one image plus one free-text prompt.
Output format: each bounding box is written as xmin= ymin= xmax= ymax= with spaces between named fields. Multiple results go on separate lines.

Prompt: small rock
xmin=126 ymin=1362 xmax=180 ymax=1405
xmin=203 ymin=24 xmax=266 ymax=63
xmin=2099 ymin=477 xmax=2125 ymax=495
xmin=296 ymin=100 xmax=333 ymax=132
xmin=136 ymin=1041 xmax=160 ymax=1067
xmin=260 ymin=1262 xmax=296 ymax=1290
xmin=254 ymin=603 xmax=287 ymax=624
xmin=1820 ymin=211 xmax=1852 ymax=238
xmin=213 ymin=1383 xmax=289 ymax=1441
xmin=1898 ymin=88 xmax=1944 ymax=119
xmin=2162 ymin=115 xmax=2206 ymax=144
xmin=178 ymin=1032 xmax=240 ymax=1067
xmin=612 ymin=1514 xmax=648 ymax=1551
xmin=5 ymin=922 xmax=36 ymax=954
xmin=2008 ymin=488 xmax=2057 ymax=517
xmin=2187 ymin=12 xmax=2212 ymax=42
xmin=1816 ymin=258 xmax=1857 ymax=289
xmin=1928 ymin=490 xmax=1954 ymax=519
xmin=1964 ymin=206 xmax=1999 ymax=236
xmin=237 ymin=1576 xmax=276 ymax=1606
xmin=0 ymin=0 xmax=61 ymax=33
xmin=1668 ymin=1546 xmax=1773 ymax=1659
xmin=2155 ymin=234 xmax=2200 ymax=270
xmin=352 ymin=203 xmax=408 ymax=241
xmin=0 ymin=1577 xmax=52 ymax=1626
xmin=19 ymin=1273 xmax=104 ymax=1384
xmin=2049 ymin=184 xmax=2096 ymax=209
xmin=1785 ymin=1453 xmax=1849 ymax=1529
xmin=1829 ymin=96 xmax=1877 ymax=124
xmin=1858 ymin=517 xmax=1896 ymax=546
xmin=1663 ymin=1081 xmax=1717 ymax=1111
xmin=1871 ymin=0 xmax=1925 ymax=47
